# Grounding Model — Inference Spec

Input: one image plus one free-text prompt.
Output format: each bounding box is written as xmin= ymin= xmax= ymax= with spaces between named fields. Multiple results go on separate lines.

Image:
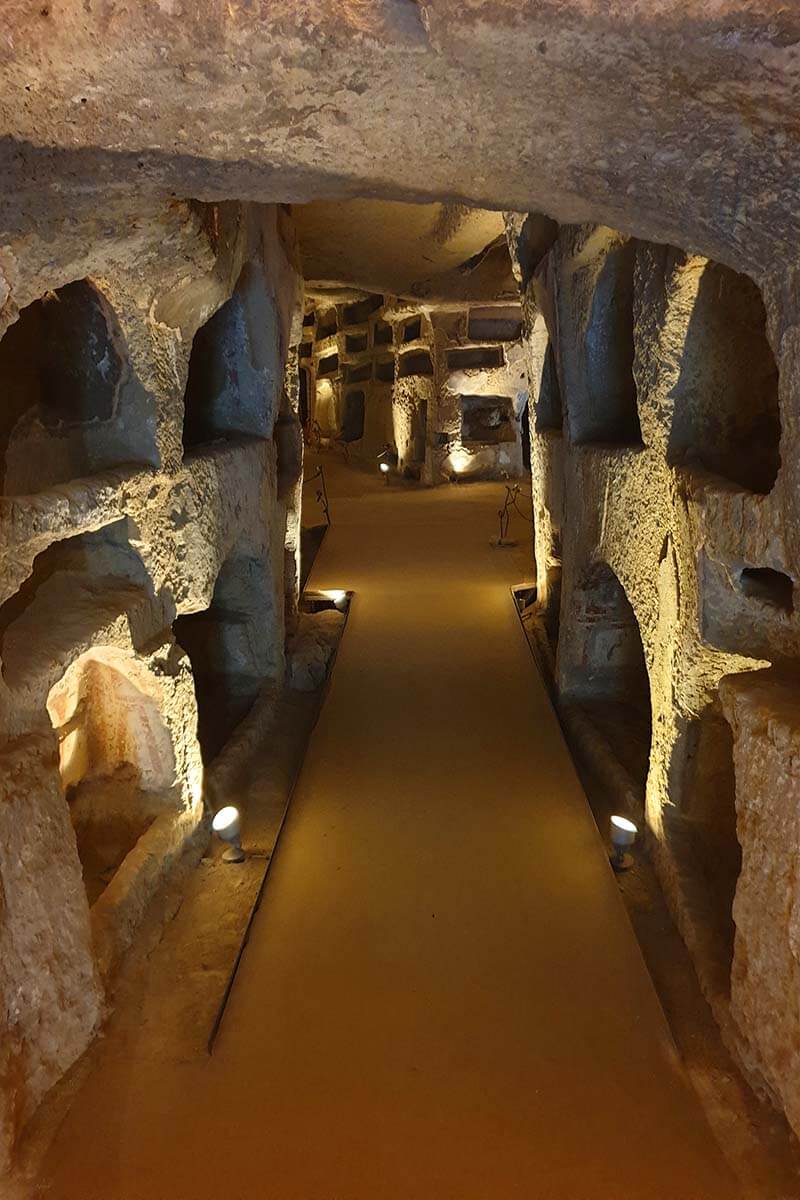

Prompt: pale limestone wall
xmin=509 ymin=214 xmax=800 ymax=1134
xmin=304 ymin=294 xmax=525 ymax=481
xmin=720 ymin=672 xmax=800 ymax=1129
xmin=0 ymin=199 xmax=303 ymax=1167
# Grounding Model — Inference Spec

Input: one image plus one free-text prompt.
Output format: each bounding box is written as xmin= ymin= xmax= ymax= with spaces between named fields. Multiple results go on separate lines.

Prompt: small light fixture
xmin=609 ymin=814 xmax=638 ymax=872
xmin=377 ymin=445 xmax=396 ymax=482
xmin=448 ymin=448 xmax=471 ymax=477
xmin=212 ymin=805 xmax=245 ymax=864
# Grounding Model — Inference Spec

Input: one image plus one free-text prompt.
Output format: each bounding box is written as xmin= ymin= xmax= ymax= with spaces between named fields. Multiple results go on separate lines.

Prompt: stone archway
xmin=47 ymin=647 xmax=178 ymax=907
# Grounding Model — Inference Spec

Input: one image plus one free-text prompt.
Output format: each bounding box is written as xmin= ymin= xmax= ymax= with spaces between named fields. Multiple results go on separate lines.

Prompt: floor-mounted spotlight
xmin=609 ymin=814 xmax=638 ymax=872
xmin=377 ymin=445 xmax=396 ymax=483
xmin=212 ymin=805 xmax=245 ymax=864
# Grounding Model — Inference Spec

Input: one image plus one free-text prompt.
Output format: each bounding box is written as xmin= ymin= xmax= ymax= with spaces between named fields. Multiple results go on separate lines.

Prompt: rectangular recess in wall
xmin=316 ymin=313 xmax=337 ymax=340
xmin=460 ymin=394 xmax=516 ymax=444
xmin=302 ymin=311 xmax=315 ymax=328
xmin=398 ymin=351 xmax=433 ymax=378
xmin=402 ymin=318 xmax=422 ymax=343
xmin=299 ymin=341 xmax=312 ymax=359
xmin=373 ymin=322 xmax=392 ymax=347
xmin=467 ymin=306 xmax=523 ymax=342
xmin=345 ymin=333 xmax=368 ymax=354
xmin=345 ymin=362 xmax=372 ymax=384
xmin=343 ymin=295 xmax=383 ymax=326
xmin=317 ymin=354 xmax=339 ymax=378
xmin=447 ymin=346 xmax=504 ymax=371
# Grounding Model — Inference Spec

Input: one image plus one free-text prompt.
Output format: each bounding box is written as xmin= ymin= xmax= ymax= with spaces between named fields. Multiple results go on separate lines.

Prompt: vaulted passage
xmin=3 ymin=8 xmax=800 ymax=1197
xmin=35 ymin=466 xmax=736 ymax=1200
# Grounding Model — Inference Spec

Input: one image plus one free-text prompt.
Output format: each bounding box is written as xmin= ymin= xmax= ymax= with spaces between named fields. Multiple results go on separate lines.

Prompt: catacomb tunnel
xmin=2 ymin=6 xmax=800 ymax=1198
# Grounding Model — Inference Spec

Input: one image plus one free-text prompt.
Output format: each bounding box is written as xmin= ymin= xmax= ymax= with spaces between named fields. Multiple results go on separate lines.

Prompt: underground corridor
xmin=3 ymin=6 xmax=800 ymax=1198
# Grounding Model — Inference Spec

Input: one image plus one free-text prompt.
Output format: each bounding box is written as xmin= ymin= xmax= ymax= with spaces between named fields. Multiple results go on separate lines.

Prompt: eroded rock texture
xmin=2 ymin=1 xmax=800 ymax=275
xmin=508 ymin=212 xmax=800 ymax=1138
xmin=2 ymin=0 xmax=800 ymax=1169
xmin=0 ymin=199 xmax=303 ymax=1168
xmin=302 ymin=293 xmax=526 ymax=481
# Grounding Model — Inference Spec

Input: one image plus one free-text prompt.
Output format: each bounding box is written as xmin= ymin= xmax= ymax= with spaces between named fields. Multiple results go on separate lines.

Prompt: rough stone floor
xmin=37 ymin=459 xmax=737 ymax=1199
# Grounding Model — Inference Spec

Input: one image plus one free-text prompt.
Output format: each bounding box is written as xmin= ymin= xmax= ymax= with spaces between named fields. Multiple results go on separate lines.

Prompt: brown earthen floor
xmin=38 ymin=458 xmax=738 ymax=1199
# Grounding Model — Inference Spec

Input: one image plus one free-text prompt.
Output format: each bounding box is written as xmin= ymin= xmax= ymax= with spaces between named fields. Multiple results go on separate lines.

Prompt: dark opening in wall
xmin=316 ymin=311 xmax=337 ymax=340
xmin=737 ymin=566 xmax=793 ymax=612
xmin=564 ymin=562 xmax=651 ymax=789
xmin=173 ymin=551 xmax=276 ymax=761
xmin=521 ymin=398 xmax=531 ymax=469
xmin=668 ymin=262 xmax=780 ymax=493
xmin=535 ymin=343 xmax=563 ymax=433
xmin=373 ymin=321 xmax=392 ymax=347
xmin=375 ymin=357 xmax=395 ymax=383
xmin=575 ymin=240 xmax=642 ymax=446
xmin=467 ymin=306 xmax=523 ymax=342
xmin=0 ymin=519 xmax=153 ymax=689
xmin=460 ymin=395 xmax=516 ymax=444
xmin=668 ymin=702 xmax=740 ymax=996
xmin=402 ymin=318 xmax=422 ymax=343
xmin=343 ymin=295 xmax=382 ymax=326
xmin=345 ymin=333 xmax=368 ymax=354
xmin=516 ymin=212 xmax=559 ymax=288
xmin=398 ymin=352 xmax=433 ymax=379
xmin=341 ymin=391 xmax=365 ymax=442
xmin=302 ymin=311 xmax=315 ymax=329
xmin=299 ymin=341 xmax=312 ymax=360
xmin=46 ymin=647 xmax=178 ymax=907
xmin=447 ymin=346 xmax=504 ymax=371
xmin=182 ymin=262 xmax=279 ymax=450
xmin=298 ymin=368 xmax=310 ymax=426
xmin=317 ymin=354 xmax=339 ymax=378
xmin=345 ymin=362 xmax=371 ymax=384
xmin=544 ymin=566 xmax=562 ymax=651
xmin=0 ymin=279 xmax=158 ymax=495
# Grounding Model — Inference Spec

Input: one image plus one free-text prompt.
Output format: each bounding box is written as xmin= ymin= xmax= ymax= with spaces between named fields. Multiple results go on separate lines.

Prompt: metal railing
xmin=303 ymin=464 xmax=332 ymax=526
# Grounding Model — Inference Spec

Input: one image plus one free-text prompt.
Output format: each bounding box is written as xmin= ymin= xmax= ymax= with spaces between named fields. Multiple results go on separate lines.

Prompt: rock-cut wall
xmin=508 ymin=213 xmax=800 ymax=1137
xmin=301 ymin=293 xmax=526 ymax=483
xmin=0 ymin=199 xmax=303 ymax=1167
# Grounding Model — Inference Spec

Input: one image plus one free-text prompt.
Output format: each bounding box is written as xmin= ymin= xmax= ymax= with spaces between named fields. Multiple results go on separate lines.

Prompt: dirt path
xmin=38 ymin=463 xmax=738 ymax=1199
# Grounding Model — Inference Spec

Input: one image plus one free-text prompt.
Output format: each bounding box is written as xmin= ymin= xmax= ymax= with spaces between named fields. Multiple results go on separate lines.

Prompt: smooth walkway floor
xmin=38 ymin=461 xmax=738 ymax=1199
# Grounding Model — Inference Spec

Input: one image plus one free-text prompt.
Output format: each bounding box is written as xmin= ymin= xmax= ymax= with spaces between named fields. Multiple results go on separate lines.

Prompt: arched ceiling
xmin=294 ymin=199 xmax=517 ymax=301
xmin=1 ymin=0 xmax=798 ymax=276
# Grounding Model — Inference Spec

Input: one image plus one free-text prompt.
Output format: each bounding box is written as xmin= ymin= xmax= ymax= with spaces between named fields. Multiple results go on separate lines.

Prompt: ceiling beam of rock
xmin=294 ymin=200 xmax=517 ymax=302
xmin=1 ymin=1 xmax=798 ymax=279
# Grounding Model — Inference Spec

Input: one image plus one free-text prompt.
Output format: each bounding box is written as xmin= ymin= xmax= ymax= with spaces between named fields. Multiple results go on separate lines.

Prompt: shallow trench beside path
xmin=39 ymin=460 xmax=737 ymax=1199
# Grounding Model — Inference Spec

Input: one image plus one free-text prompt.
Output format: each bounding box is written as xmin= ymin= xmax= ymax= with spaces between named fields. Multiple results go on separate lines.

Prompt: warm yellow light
xmin=379 ymin=461 xmax=390 ymax=474
xmin=448 ymin=448 xmax=472 ymax=475
xmin=610 ymin=814 xmax=637 ymax=834
xmin=321 ymin=589 xmax=347 ymax=604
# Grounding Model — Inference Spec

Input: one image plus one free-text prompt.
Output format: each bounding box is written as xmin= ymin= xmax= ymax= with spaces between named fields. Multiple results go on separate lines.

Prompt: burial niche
xmin=535 ymin=343 xmax=563 ymax=433
xmin=182 ymin=262 xmax=279 ymax=449
xmin=563 ymin=562 xmax=651 ymax=789
xmin=667 ymin=702 xmax=741 ymax=996
xmin=173 ymin=550 xmax=277 ymax=761
xmin=0 ymin=519 xmax=153 ymax=690
xmin=574 ymin=241 xmax=642 ymax=446
xmin=46 ymin=648 xmax=178 ymax=907
xmin=460 ymin=395 xmax=515 ymax=445
xmin=668 ymin=261 xmax=780 ymax=493
xmin=0 ymin=279 xmax=158 ymax=495
xmin=341 ymin=390 xmax=366 ymax=443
